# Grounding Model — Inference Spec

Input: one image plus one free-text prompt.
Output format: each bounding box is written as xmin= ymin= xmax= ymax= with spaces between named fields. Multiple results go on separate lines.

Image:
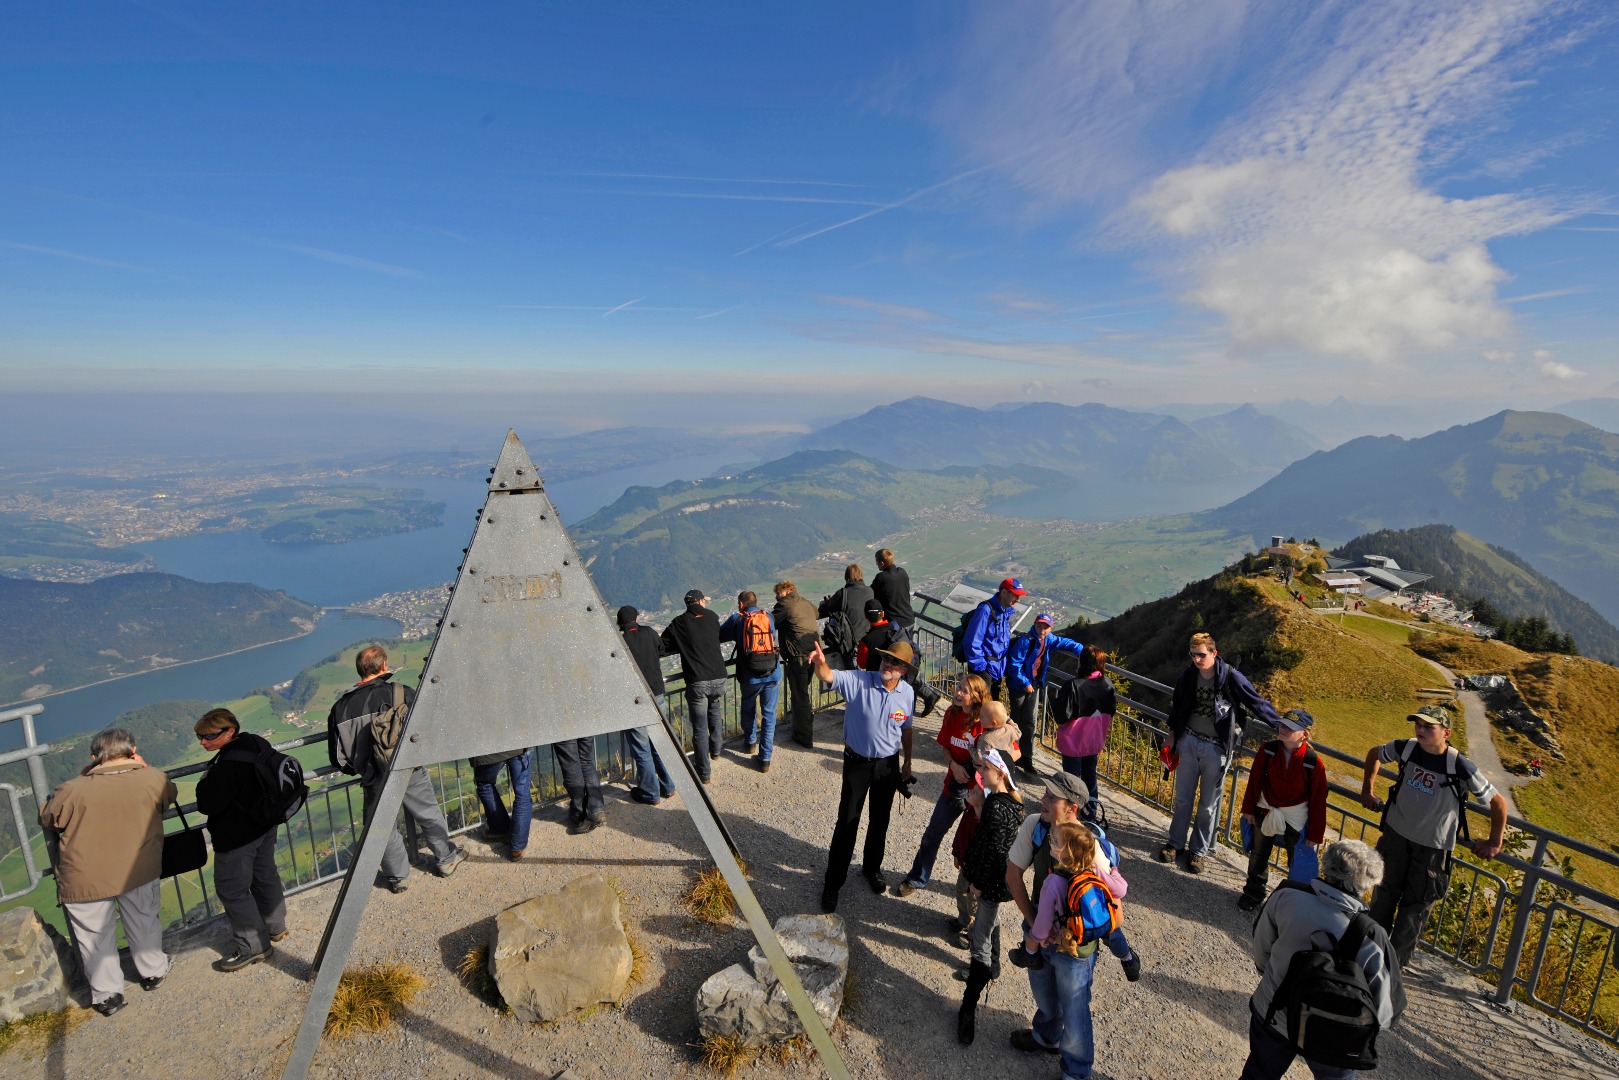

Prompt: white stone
xmin=0 ymin=908 xmax=72 ymax=1023
xmin=491 ymin=875 xmax=633 ymax=1024
xmin=696 ymin=913 xmax=847 ymax=1045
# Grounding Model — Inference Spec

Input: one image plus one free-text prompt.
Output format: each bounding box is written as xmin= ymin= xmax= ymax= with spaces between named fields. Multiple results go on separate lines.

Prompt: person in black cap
xmin=856 ymin=598 xmax=906 ymax=671
xmin=662 ymin=588 xmax=728 ymax=783
xmin=617 ymin=606 xmax=677 ymax=804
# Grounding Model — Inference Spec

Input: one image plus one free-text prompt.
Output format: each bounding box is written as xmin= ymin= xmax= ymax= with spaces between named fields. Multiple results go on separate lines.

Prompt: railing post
xmin=1493 ymin=833 xmax=1550 ymax=1006
xmin=19 ymin=711 xmax=51 ymax=809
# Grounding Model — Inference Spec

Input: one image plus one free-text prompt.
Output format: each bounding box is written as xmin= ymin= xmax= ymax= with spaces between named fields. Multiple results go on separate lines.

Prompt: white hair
xmin=1320 ymin=839 xmax=1384 ymax=897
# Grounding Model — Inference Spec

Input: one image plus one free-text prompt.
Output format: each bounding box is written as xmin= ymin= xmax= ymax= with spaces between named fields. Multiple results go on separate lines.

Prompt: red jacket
xmin=1240 ymin=739 xmax=1329 ymax=845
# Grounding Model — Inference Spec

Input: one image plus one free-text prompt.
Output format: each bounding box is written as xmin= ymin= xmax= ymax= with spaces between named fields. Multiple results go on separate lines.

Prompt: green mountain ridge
xmin=1332 ymin=525 xmax=1619 ymax=664
xmin=573 ymin=450 xmax=1072 ymax=609
xmin=0 ymin=573 xmax=321 ymax=705
xmin=1204 ymin=410 xmax=1619 ymax=629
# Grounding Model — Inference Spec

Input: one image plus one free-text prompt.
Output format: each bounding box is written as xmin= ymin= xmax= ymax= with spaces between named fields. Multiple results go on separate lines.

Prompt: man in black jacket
xmin=618 ymin=605 xmax=677 ymax=805
xmin=871 ymin=549 xmax=915 ymax=630
xmin=819 ymin=564 xmax=875 ymax=669
xmin=662 ymin=589 xmax=728 ymax=783
xmin=195 ymin=707 xmax=287 ymax=971
xmin=326 ymin=644 xmax=463 ymax=891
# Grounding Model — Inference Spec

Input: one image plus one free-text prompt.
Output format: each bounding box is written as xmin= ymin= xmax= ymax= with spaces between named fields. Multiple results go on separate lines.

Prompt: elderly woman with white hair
xmin=38 ymin=727 xmax=177 ymax=1017
xmin=1243 ymin=840 xmax=1408 ymax=1080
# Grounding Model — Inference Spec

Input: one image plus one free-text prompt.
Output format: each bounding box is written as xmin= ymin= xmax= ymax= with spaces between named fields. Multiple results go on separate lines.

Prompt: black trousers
xmin=825 ymin=749 xmax=902 ymax=891
xmin=784 ymin=655 xmax=815 ymax=744
xmin=1369 ymin=828 xmax=1451 ymax=966
xmin=1011 ymin=686 xmax=1039 ymax=766
xmin=552 ymin=736 xmax=604 ymax=822
xmin=1243 ymin=822 xmax=1301 ymax=903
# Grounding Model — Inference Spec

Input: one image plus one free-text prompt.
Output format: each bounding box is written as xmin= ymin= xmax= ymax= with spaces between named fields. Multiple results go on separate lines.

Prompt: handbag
xmin=161 ymin=801 xmax=209 ymax=878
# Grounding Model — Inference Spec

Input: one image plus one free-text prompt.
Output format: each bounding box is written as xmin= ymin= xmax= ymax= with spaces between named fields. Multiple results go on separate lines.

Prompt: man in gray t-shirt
xmin=1359 ymin=705 xmax=1508 ymax=965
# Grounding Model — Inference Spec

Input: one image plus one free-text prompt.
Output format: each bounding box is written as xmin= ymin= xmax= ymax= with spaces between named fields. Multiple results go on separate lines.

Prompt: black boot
xmin=989 ymin=923 xmax=1003 ymax=980
xmin=957 ymin=960 xmax=993 ymax=1045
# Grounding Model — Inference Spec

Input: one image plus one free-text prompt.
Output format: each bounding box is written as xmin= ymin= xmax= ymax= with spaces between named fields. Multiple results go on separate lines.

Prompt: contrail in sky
xmin=602 ymin=298 xmax=643 ymax=317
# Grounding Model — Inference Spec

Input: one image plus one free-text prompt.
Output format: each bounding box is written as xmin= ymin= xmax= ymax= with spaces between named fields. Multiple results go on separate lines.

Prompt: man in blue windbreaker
xmin=961 ymin=577 xmax=1026 ymax=698
xmin=1006 ymin=613 xmax=1085 ymax=777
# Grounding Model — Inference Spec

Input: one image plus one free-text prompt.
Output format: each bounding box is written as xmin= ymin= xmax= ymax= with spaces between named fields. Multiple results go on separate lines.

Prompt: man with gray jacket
xmin=1242 ymin=840 xmax=1406 ymax=1080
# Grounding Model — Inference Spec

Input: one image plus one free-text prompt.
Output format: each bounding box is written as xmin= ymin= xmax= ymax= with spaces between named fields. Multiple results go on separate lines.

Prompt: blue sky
xmin=3 ymin=1 xmax=1617 ymax=429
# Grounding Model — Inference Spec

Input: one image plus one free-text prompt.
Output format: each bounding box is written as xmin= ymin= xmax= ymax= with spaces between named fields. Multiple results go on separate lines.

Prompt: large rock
xmin=696 ymin=913 xmax=847 ymax=1045
xmin=0 ymin=908 xmax=73 ymax=1023
xmin=490 ymin=875 xmax=633 ymax=1023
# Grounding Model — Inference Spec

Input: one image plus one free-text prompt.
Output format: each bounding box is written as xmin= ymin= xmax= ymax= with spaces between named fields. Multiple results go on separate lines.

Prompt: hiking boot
xmin=480 ymin=826 xmax=509 ymax=843
xmin=1007 ymin=945 xmax=1045 ymax=971
xmin=139 ymin=974 xmax=165 ymax=992
xmin=746 ymin=740 xmax=759 ymax=754
xmin=630 ymin=789 xmax=661 ymax=805
xmin=436 ymin=847 xmax=466 ymax=876
xmin=214 ymin=946 xmax=271 ymax=973
xmin=1185 ymin=853 xmax=1205 ymax=875
xmin=863 ymin=869 xmax=887 ymax=895
xmin=383 ymin=878 xmax=409 ymax=894
xmin=1155 ymin=844 xmax=1179 ymax=863
xmin=509 ymin=849 xmax=526 ymax=861
xmin=1008 ymin=1029 xmax=1060 ymax=1055
xmin=567 ymin=817 xmax=602 ymax=836
xmin=819 ymin=884 xmax=839 ymax=914
xmin=758 ymin=758 xmax=771 ymax=774
xmin=92 ymin=994 xmax=126 ymax=1017
xmin=1237 ymin=893 xmax=1262 ymax=912
xmin=270 ymin=930 xmax=289 ymax=943
xmin=1121 ymin=952 xmax=1141 ymax=982
xmin=892 ymin=879 xmax=920 ymax=898
xmin=951 ymin=929 xmax=971 ymax=949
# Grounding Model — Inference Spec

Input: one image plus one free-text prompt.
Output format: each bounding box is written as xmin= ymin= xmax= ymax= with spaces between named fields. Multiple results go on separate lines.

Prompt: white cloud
xmin=943 ymin=0 xmax=1588 ymax=364
xmin=1534 ymin=348 xmax=1584 ymax=380
xmin=1481 ymin=348 xmax=1517 ymax=364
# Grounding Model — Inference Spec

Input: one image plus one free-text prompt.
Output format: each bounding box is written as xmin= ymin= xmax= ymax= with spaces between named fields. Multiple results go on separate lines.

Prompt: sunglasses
xmin=1189 ymin=651 xmax=1213 ymax=660
xmin=197 ymin=730 xmax=228 ymax=741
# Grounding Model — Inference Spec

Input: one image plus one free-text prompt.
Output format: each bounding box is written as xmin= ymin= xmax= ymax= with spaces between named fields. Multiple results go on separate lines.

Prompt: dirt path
xmin=7 ymin=709 xmax=1607 ymax=1080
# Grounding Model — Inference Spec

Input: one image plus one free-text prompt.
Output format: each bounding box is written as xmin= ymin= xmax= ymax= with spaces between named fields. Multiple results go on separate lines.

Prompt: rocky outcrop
xmin=695 ymin=913 xmax=847 ymax=1045
xmin=0 ymin=908 xmax=74 ymax=1023
xmin=490 ymin=875 xmax=633 ymax=1023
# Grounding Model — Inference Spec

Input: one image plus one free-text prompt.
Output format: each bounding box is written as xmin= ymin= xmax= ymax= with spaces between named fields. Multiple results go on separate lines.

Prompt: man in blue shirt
xmin=962 ymin=577 xmax=1026 ymax=698
xmin=809 ymin=637 xmax=915 ymax=913
xmin=1006 ymin=613 xmax=1085 ymax=777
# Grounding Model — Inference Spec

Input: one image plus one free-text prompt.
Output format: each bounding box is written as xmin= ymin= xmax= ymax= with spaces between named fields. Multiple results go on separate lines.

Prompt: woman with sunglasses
xmin=1156 ymin=632 xmax=1281 ymax=874
xmin=194 ymin=707 xmax=289 ymax=972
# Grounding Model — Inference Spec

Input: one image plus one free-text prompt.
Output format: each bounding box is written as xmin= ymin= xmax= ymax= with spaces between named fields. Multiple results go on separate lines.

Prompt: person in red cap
xmin=961 ymin=577 xmax=1027 ymax=698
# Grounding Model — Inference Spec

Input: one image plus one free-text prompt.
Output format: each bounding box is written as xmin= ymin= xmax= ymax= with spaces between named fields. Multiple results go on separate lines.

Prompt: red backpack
xmin=739 ymin=609 xmax=779 ymax=677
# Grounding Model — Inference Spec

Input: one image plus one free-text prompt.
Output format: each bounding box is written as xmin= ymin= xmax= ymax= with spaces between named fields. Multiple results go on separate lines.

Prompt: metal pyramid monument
xmin=282 ymin=431 xmax=847 ymax=1079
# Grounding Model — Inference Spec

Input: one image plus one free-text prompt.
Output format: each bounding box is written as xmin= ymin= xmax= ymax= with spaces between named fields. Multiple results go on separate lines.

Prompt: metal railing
xmin=905 ymin=600 xmax=1619 ymax=1045
xmin=9 ymin=639 xmax=842 ymax=937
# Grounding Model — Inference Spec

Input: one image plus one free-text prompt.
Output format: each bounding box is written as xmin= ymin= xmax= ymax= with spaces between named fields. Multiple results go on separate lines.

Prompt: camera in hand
xmin=898 ymin=774 xmax=919 ymax=799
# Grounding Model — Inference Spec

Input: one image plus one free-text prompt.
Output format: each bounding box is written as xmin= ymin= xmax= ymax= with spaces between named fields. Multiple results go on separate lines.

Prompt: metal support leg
xmin=1492 ymin=833 xmax=1549 ymax=1006
xmin=646 ymin=720 xmax=849 ymax=1080
xmin=283 ymin=766 xmax=410 ymax=1078
xmin=654 ymin=714 xmax=742 ymax=862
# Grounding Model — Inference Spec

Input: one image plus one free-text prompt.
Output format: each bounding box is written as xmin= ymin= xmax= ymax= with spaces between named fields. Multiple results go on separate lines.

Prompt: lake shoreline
xmin=0 ymin=608 xmax=400 ymax=713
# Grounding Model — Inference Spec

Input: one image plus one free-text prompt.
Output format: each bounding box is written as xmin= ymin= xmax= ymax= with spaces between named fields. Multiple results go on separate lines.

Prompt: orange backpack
xmin=739 ymin=609 xmax=779 ymax=677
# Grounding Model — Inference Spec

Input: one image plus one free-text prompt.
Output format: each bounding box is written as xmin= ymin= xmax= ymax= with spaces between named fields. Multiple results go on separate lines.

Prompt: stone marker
xmin=0 ymin=908 xmax=73 ymax=1023
xmin=490 ymin=875 xmax=633 ymax=1023
xmin=696 ymin=913 xmax=847 ymax=1045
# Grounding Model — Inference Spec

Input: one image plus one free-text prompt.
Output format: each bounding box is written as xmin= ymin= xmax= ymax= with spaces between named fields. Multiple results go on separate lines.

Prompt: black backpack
xmin=224 ymin=740 xmax=309 ymax=828
xmin=822 ymin=610 xmax=856 ymax=658
xmin=1264 ymin=881 xmax=1384 ymax=1071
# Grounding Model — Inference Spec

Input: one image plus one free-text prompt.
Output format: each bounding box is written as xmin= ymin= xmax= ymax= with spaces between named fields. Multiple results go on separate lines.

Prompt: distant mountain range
xmin=791 ymin=397 xmax=1322 ymax=483
xmin=572 ymin=450 xmax=1072 ymax=609
xmin=0 ymin=573 xmax=320 ymax=705
xmin=1204 ymin=411 xmax=1619 ymax=628
xmin=1332 ymin=525 xmax=1619 ymax=665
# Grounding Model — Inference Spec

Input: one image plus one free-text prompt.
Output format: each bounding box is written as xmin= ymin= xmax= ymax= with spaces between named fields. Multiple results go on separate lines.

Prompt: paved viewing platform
xmin=8 ymin=704 xmax=1616 ymax=1080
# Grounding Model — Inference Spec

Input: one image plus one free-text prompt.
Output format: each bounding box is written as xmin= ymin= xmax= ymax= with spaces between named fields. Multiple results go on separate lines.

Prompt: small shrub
xmin=701 ymin=1033 xmax=759 ymax=1077
xmin=325 ymin=961 xmax=428 ymax=1037
xmin=457 ymin=942 xmax=508 ymax=1012
xmin=0 ymin=1007 xmax=89 ymax=1058
xmin=682 ymin=866 xmax=737 ymax=925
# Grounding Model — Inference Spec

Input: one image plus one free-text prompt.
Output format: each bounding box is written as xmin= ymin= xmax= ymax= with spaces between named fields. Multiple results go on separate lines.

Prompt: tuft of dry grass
xmin=325 ymin=960 xmax=427 ymax=1037
xmin=0 ymin=1007 xmax=89 ymax=1058
xmin=456 ymin=942 xmax=508 ymax=1012
xmin=701 ymin=1033 xmax=759 ymax=1076
xmin=763 ymin=1034 xmax=814 ymax=1065
xmin=681 ymin=865 xmax=737 ymax=925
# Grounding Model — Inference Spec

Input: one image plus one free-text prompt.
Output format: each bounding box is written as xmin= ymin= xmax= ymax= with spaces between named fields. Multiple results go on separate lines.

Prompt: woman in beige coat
xmin=39 ymin=727 xmax=177 ymax=1016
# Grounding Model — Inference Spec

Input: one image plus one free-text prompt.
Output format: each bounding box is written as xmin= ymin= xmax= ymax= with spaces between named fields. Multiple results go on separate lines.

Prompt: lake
xmin=3 ymin=611 xmax=401 ymax=752
xmin=987 ymin=473 xmax=1268 ymax=522
xmin=3 ymin=451 xmax=738 ymax=749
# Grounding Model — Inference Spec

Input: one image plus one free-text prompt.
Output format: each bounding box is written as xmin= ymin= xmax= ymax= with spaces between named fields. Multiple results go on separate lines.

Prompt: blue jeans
xmin=622 ymin=724 xmax=676 ymax=801
xmin=1051 ymin=948 xmax=1099 ymax=1080
xmin=904 ymin=776 xmax=969 ymax=886
xmin=1239 ymin=1008 xmax=1353 ymax=1080
xmin=472 ymin=753 xmax=533 ymax=854
xmin=739 ymin=678 xmax=780 ymax=760
xmin=1167 ymin=732 xmax=1230 ymax=857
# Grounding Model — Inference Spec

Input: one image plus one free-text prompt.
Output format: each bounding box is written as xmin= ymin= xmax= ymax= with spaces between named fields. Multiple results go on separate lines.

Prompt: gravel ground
xmin=6 ymin=705 xmax=1615 ymax=1080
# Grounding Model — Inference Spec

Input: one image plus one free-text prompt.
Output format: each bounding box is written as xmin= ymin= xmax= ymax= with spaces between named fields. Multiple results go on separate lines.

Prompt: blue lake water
xmin=5 ymin=452 xmax=737 ymax=747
